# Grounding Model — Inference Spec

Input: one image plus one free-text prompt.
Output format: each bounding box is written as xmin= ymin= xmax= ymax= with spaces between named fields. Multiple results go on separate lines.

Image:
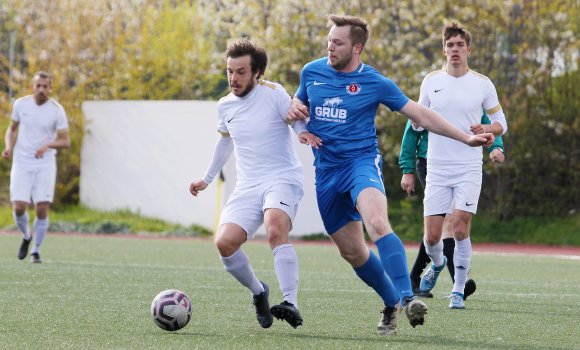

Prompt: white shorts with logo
xmin=424 ymin=164 xmax=482 ymax=216
xmin=220 ymin=180 xmax=304 ymax=239
xmin=10 ymin=162 xmax=57 ymax=204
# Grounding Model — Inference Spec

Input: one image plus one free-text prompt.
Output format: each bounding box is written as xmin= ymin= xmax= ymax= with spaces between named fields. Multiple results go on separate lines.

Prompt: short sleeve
xmin=275 ymin=84 xmax=292 ymax=121
xmin=418 ymin=76 xmax=430 ymax=108
xmin=10 ymin=98 xmax=21 ymax=122
xmin=483 ymin=79 xmax=502 ymax=114
xmin=56 ymin=104 xmax=69 ymax=130
xmin=378 ymin=76 xmax=409 ymax=112
xmin=216 ymin=103 xmax=229 ymax=135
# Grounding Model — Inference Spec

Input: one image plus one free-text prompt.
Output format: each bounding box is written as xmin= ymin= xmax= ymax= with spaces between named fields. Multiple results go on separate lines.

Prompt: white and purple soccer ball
xmin=151 ymin=289 xmax=192 ymax=331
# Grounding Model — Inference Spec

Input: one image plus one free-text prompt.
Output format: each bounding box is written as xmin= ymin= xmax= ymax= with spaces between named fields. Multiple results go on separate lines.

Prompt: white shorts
xmin=424 ymin=165 xmax=482 ymax=216
xmin=220 ymin=181 xmax=304 ymax=239
xmin=10 ymin=162 xmax=57 ymax=204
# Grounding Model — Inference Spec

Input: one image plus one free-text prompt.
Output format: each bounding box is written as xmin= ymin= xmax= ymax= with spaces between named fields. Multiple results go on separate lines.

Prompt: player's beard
xmin=231 ymin=79 xmax=256 ymax=98
xmin=330 ymin=51 xmax=353 ymax=71
xmin=34 ymin=92 xmax=48 ymax=105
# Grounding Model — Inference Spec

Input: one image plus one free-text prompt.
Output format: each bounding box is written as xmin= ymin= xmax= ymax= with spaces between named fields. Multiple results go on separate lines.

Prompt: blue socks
xmin=375 ymin=232 xmax=413 ymax=301
xmin=354 ymin=250 xmax=399 ymax=307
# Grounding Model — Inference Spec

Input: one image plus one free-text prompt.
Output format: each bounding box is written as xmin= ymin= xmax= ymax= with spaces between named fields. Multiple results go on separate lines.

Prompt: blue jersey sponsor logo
xmin=314 ymin=96 xmax=347 ymax=122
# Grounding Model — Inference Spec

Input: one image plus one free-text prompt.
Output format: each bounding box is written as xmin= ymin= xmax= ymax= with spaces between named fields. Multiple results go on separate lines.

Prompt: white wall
xmin=80 ymin=101 xmax=325 ymax=236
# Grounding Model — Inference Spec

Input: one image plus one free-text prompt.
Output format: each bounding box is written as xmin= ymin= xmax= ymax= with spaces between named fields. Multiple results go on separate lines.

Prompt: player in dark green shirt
xmin=399 ymin=113 xmax=504 ymax=298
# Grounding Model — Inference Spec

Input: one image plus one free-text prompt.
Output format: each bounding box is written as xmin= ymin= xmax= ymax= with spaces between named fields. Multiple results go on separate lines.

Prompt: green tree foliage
xmin=0 ymin=0 xmax=223 ymax=206
xmin=0 ymin=0 xmax=578 ymax=218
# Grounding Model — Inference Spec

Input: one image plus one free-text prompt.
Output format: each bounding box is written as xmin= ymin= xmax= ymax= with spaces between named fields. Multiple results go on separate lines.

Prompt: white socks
xmin=220 ymin=244 xmax=300 ymax=306
xmin=452 ymin=237 xmax=472 ymax=294
xmin=221 ymin=249 xmax=264 ymax=296
xmin=14 ymin=212 xmax=31 ymax=240
xmin=273 ymin=244 xmax=299 ymax=307
xmin=32 ymin=217 xmax=49 ymax=254
xmin=13 ymin=213 xmax=49 ymax=254
xmin=424 ymin=237 xmax=445 ymax=267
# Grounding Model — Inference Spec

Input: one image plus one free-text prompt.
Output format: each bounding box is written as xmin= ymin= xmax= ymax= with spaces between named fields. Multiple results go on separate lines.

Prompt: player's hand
xmin=286 ymin=104 xmax=309 ymax=121
xmin=400 ymin=173 xmax=416 ymax=196
xmin=490 ymin=148 xmax=505 ymax=163
xmin=410 ymin=121 xmax=424 ymax=132
xmin=35 ymin=145 xmax=49 ymax=159
xmin=1 ymin=149 xmax=12 ymax=160
xmin=299 ymin=132 xmax=322 ymax=149
xmin=466 ymin=132 xmax=494 ymax=148
xmin=189 ymin=180 xmax=208 ymax=197
xmin=470 ymin=123 xmax=486 ymax=135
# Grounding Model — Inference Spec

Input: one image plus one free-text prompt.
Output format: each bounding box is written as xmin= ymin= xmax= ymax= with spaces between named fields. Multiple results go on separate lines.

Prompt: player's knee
xmin=14 ymin=207 xmax=26 ymax=216
xmin=365 ymin=216 xmax=388 ymax=236
xmin=424 ymin=234 xmax=440 ymax=246
xmin=35 ymin=203 xmax=50 ymax=219
xmin=266 ymin=227 xmax=289 ymax=248
xmin=338 ymin=246 xmax=367 ymax=266
xmin=453 ymin=229 xmax=469 ymax=241
xmin=339 ymin=250 xmax=358 ymax=265
xmin=215 ymin=237 xmax=238 ymax=257
xmin=265 ymin=215 xmax=290 ymax=242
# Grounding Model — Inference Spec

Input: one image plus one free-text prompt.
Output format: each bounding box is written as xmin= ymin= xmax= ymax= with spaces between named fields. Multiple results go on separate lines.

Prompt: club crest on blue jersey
xmin=314 ymin=96 xmax=347 ymax=122
xmin=346 ymin=82 xmax=361 ymax=95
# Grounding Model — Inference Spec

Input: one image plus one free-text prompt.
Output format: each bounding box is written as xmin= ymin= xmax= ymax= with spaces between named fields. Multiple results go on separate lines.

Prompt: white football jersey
xmin=217 ymin=80 xmax=303 ymax=185
xmin=11 ymin=95 xmax=68 ymax=166
xmin=419 ymin=69 xmax=506 ymax=167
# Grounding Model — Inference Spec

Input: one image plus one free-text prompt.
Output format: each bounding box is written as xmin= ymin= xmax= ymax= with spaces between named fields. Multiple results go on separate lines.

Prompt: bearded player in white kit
xmin=189 ymin=39 xmax=320 ymax=329
xmin=417 ymin=23 xmax=508 ymax=309
xmin=2 ymin=71 xmax=70 ymax=263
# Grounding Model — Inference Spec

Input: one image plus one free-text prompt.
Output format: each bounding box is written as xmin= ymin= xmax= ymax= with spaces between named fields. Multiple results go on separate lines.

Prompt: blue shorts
xmin=315 ymin=154 xmax=386 ymax=234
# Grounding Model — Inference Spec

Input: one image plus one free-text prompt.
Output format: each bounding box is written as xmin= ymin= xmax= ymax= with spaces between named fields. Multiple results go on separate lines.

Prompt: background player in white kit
xmin=2 ymin=71 xmax=70 ymax=263
xmin=417 ymin=23 xmax=508 ymax=309
xmin=189 ymin=39 xmax=320 ymax=329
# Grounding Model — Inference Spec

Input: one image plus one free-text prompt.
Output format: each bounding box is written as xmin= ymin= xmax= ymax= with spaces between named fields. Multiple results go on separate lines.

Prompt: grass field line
xmin=3 ymin=230 xmax=579 ymax=259
xmin=0 ymin=280 xmax=575 ymax=300
xmin=3 ymin=254 xmax=575 ymax=295
xmin=470 ymin=251 xmax=580 ymax=260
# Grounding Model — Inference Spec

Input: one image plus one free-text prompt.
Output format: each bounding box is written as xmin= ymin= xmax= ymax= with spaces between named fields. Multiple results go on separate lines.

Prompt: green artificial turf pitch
xmin=0 ymin=233 xmax=578 ymax=350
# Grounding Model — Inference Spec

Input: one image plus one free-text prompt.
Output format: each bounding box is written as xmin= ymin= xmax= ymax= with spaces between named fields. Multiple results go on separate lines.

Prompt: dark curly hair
xmin=225 ymin=39 xmax=268 ymax=79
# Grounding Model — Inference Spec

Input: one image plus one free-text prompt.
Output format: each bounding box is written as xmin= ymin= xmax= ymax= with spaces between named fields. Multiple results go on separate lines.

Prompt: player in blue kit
xmin=287 ymin=14 xmax=494 ymax=335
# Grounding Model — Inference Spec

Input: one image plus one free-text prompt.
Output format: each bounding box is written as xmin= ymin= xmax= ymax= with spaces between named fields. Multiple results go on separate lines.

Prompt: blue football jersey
xmin=296 ymin=57 xmax=409 ymax=168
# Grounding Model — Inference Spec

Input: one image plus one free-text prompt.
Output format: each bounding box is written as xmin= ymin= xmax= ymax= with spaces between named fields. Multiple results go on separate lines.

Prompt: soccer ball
xmin=151 ymin=289 xmax=192 ymax=331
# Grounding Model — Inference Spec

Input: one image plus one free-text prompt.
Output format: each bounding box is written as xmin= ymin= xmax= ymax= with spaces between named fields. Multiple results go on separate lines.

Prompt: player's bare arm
xmin=286 ymin=98 xmax=309 ymax=122
xmin=2 ymin=120 xmax=19 ymax=159
xmin=286 ymin=100 xmax=321 ymax=148
xmin=287 ymin=111 xmax=322 ymax=149
xmin=470 ymin=122 xmax=503 ymax=136
xmin=400 ymin=100 xmax=494 ymax=148
xmin=54 ymin=129 xmax=71 ymax=149
xmin=35 ymin=129 xmax=70 ymax=159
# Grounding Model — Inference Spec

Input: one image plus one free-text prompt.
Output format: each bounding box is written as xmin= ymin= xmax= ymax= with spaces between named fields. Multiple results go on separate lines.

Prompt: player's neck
xmin=34 ymin=97 xmax=48 ymax=106
xmin=445 ymin=63 xmax=469 ymax=78
xmin=337 ymin=58 xmax=362 ymax=73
